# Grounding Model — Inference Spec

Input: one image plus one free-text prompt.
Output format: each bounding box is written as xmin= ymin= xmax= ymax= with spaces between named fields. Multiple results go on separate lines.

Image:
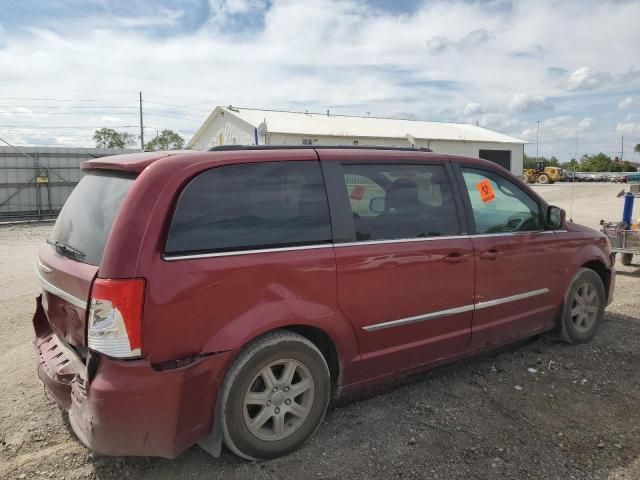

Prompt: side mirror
xmin=546 ymin=205 xmax=565 ymax=229
xmin=369 ymin=196 xmax=385 ymax=214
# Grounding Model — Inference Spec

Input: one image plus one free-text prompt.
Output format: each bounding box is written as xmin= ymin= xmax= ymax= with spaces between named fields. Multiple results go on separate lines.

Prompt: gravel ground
xmin=1 ymin=183 xmax=639 ymax=480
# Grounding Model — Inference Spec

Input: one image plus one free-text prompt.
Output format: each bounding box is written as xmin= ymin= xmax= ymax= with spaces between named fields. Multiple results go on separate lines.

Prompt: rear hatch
xmin=36 ymin=170 xmax=136 ymax=353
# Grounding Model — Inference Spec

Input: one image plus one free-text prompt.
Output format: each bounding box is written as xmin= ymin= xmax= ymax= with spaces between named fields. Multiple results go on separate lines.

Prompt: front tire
xmin=538 ymin=173 xmax=550 ymax=184
xmin=560 ymin=268 xmax=606 ymax=344
xmin=220 ymin=330 xmax=330 ymax=460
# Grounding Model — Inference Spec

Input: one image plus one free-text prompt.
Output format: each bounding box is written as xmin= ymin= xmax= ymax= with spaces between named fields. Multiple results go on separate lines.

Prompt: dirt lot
xmin=1 ymin=183 xmax=639 ymax=480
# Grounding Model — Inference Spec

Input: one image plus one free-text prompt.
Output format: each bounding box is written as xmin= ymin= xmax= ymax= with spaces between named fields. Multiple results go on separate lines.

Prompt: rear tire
xmin=621 ymin=253 xmax=633 ymax=266
xmin=220 ymin=330 xmax=330 ymax=461
xmin=538 ymin=173 xmax=550 ymax=184
xmin=560 ymin=268 xmax=605 ymax=344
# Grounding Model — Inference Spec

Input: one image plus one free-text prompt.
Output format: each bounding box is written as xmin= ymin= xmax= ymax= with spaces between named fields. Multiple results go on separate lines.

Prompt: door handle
xmin=443 ymin=252 xmax=470 ymax=264
xmin=479 ymin=249 xmax=502 ymax=260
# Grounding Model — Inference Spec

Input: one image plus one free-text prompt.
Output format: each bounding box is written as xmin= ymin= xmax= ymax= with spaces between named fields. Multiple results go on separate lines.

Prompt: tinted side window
xmin=341 ymin=163 xmax=460 ymax=241
xmin=461 ymin=167 xmax=542 ymax=234
xmin=166 ymin=161 xmax=331 ymax=254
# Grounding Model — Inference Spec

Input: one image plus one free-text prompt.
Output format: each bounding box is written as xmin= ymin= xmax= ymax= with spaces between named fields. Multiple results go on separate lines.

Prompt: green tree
xmin=579 ymin=152 xmax=614 ymax=172
xmin=145 ymin=129 xmax=184 ymax=151
xmin=560 ymin=158 xmax=578 ymax=168
xmin=93 ymin=128 xmax=135 ymax=148
xmin=634 ymin=143 xmax=640 ymax=154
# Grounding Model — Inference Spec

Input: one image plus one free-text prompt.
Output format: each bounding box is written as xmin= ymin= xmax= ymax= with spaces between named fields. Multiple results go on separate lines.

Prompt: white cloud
xmin=101 ymin=116 xmax=124 ymax=123
xmin=521 ymin=116 xmax=594 ymax=144
xmin=463 ymin=103 xmax=484 ymax=115
xmin=426 ymin=28 xmax=491 ymax=53
xmin=460 ymin=112 xmax=520 ymax=132
xmin=618 ymin=96 xmax=634 ymax=110
xmin=0 ymin=0 xmax=638 ymax=160
xmin=578 ymin=117 xmax=594 ymax=130
xmin=616 ymin=122 xmax=640 ymax=134
xmin=563 ymin=67 xmax=612 ymax=91
xmin=508 ymin=93 xmax=553 ymax=113
xmin=111 ymin=10 xmax=185 ymax=28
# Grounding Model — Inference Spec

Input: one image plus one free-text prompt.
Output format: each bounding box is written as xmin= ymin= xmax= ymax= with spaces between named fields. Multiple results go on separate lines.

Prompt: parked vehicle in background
xmin=33 ymin=146 xmax=615 ymax=461
xmin=523 ymin=160 xmax=563 ymax=184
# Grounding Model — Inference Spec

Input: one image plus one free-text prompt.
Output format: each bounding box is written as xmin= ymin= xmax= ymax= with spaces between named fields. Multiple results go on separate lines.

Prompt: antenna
xmin=257 ymin=120 xmax=268 ymax=145
xmin=535 ymin=120 xmax=540 ymax=163
xmin=139 ymin=91 xmax=144 ymax=152
xmin=569 ymin=124 xmax=579 ymax=222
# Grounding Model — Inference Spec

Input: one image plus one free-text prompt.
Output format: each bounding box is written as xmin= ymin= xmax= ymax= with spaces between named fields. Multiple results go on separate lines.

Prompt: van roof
xmin=81 ymin=146 xmax=493 ymax=174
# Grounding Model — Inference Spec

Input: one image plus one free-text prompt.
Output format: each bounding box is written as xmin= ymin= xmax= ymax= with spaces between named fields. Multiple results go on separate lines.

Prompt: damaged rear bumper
xmin=33 ymin=295 xmax=232 ymax=458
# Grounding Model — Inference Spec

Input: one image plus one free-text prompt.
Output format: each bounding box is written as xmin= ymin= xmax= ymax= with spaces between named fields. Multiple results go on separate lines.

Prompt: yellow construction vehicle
xmin=523 ymin=161 xmax=564 ymax=184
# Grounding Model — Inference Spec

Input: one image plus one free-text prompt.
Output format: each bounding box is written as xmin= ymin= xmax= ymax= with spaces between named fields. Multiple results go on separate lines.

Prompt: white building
xmin=188 ymin=106 xmax=527 ymax=174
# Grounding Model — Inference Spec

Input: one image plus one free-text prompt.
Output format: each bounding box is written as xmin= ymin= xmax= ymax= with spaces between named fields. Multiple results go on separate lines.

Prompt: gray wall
xmin=0 ymin=146 xmax=136 ymax=220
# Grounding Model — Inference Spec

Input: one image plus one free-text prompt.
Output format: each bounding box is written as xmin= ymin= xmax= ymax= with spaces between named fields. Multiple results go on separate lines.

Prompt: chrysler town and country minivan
xmin=34 ymin=146 xmax=614 ymax=460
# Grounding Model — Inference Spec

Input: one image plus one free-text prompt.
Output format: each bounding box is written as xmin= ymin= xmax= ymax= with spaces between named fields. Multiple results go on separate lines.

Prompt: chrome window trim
xmin=163 ymin=243 xmax=333 ymax=261
xmin=471 ymin=230 xmax=553 ymax=238
xmin=163 ymin=230 xmax=563 ymax=260
xmin=34 ymin=261 xmax=87 ymax=309
xmin=334 ymin=234 xmax=469 ymax=248
xmin=362 ymin=288 xmax=550 ymax=332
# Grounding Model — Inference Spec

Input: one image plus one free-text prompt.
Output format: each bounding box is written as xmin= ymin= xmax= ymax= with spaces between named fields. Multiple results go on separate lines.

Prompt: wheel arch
xmin=581 ymin=258 xmax=612 ymax=299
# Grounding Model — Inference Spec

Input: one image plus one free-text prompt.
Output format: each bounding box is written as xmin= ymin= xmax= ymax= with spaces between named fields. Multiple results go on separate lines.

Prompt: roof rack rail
xmin=208 ymin=145 xmax=433 ymax=153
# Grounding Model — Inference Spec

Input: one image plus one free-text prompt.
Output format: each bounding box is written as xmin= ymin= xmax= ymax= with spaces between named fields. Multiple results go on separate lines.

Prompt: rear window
xmin=48 ymin=171 xmax=135 ymax=266
xmin=166 ymin=161 xmax=331 ymax=255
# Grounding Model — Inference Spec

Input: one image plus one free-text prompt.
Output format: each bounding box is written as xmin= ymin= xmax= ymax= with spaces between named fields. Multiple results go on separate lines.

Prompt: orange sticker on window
xmin=476 ymin=179 xmax=495 ymax=203
xmin=350 ymin=185 xmax=365 ymax=200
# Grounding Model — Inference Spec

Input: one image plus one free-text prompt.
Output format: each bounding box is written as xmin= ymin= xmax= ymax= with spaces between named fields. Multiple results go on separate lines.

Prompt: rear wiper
xmin=49 ymin=240 xmax=86 ymax=259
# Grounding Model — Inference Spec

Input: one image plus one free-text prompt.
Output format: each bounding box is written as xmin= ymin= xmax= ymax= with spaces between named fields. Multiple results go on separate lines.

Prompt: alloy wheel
xmin=570 ymin=283 xmax=599 ymax=333
xmin=242 ymin=359 xmax=315 ymax=442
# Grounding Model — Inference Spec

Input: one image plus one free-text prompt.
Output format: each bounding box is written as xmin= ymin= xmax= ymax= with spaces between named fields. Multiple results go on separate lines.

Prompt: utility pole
xmin=621 ymin=135 xmax=624 ymax=161
xmin=535 ymin=120 xmax=540 ymax=162
xmin=139 ymin=91 xmax=144 ymax=152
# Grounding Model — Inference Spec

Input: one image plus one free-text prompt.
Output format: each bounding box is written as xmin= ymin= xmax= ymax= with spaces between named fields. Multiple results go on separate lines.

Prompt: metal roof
xmin=192 ymin=106 xmax=526 ymax=145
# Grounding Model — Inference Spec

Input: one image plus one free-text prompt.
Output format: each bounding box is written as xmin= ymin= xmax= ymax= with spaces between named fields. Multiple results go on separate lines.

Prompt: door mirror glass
xmin=369 ymin=196 xmax=385 ymax=214
xmin=546 ymin=205 xmax=565 ymax=229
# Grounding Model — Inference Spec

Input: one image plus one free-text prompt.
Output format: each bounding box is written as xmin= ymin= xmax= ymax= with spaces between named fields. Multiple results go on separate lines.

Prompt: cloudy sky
xmin=0 ymin=0 xmax=639 ymax=160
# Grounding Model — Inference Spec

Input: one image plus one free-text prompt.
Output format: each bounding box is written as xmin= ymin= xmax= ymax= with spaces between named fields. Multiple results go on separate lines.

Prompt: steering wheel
xmin=504 ymin=213 xmax=529 ymax=231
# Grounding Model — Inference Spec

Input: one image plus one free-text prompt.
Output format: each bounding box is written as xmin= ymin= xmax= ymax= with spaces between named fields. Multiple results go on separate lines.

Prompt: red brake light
xmin=88 ymin=278 xmax=145 ymax=358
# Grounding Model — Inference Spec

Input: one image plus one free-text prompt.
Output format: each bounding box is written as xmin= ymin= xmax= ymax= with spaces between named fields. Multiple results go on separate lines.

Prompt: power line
xmin=144 ymin=99 xmax=212 ymax=113
xmin=1 ymin=111 xmax=139 ymax=116
xmin=144 ymin=112 xmax=204 ymax=122
xmin=0 ymin=105 xmax=137 ymax=109
xmin=0 ymin=125 xmax=142 ymax=129
xmin=0 ymin=96 xmax=131 ymax=102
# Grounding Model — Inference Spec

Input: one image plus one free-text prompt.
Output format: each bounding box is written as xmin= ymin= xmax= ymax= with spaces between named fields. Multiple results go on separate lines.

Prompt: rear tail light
xmin=88 ymin=278 xmax=145 ymax=359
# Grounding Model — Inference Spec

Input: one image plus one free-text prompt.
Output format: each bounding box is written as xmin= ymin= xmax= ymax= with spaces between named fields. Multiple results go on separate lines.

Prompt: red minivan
xmin=34 ymin=146 xmax=615 ymax=460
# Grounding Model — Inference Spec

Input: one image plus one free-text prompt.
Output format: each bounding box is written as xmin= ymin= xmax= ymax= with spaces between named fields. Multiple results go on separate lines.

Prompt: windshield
xmin=48 ymin=171 xmax=136 ymax=266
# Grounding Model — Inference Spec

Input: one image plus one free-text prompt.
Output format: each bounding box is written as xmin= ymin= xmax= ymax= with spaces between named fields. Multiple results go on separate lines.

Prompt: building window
xmin=302 ymin=138 xmax=313 ymax=145
xmin=353 ymin=140 xmax=359 ymax=145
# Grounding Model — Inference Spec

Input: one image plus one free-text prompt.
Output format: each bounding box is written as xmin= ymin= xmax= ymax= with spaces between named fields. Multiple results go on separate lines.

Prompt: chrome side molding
xmin=362 ymin=288 xmax=550 ymax=332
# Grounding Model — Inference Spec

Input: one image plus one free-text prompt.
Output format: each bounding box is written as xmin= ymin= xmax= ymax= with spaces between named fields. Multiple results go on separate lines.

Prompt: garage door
xmin=479 ymin=149 xmax=511 ymax=171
